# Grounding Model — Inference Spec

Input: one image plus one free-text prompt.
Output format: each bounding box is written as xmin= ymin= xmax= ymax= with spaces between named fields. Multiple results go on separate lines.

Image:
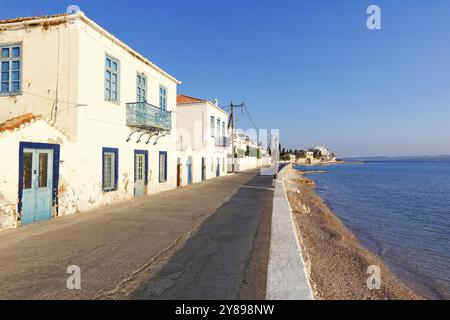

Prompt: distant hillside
xmin=345 ymin=155 xmax=450 ymax=162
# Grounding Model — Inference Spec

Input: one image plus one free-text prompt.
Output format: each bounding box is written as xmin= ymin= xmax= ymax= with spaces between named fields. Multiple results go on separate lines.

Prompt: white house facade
xmin=0 ymin=12 xmax=180 ymax=229
xmin=228 ymin=132 xmax=266 ymax=172
xmin=176 ymin=94 xmax=229 ymax=186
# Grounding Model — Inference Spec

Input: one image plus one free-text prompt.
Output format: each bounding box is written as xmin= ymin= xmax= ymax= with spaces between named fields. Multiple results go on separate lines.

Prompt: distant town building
xmin=294 ymin=146 xmax=336 ymax=164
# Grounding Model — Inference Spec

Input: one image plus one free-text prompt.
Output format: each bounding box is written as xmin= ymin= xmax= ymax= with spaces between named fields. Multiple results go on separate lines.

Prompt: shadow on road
xmin=130 ymin=174 xmax=273 ymax=300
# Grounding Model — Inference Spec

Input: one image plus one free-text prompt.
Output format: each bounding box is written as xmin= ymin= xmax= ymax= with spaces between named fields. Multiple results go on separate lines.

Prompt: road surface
xmin=0 ymin=170 xmax=273 ymax=300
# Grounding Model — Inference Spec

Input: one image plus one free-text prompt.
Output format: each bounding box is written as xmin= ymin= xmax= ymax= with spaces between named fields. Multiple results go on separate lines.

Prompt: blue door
xmin=187 ymin=157 xmax=193 ymax=185
xmin=216 ymin=158 xmax=220 ymax=177
xmin=134 ymin=153 xmax=146 ymax=197
xmin=21 ymin=148 xmax=53 ymax=225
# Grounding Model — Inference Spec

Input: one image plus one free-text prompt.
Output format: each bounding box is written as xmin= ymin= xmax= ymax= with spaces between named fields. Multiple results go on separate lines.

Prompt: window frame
xmin=0 ymin=42 xmax=22 ymax=96
xmin=210 ymin=116 xmax=215 ymax=138
xmin=159 ymin=151 xmax=168 ymax=183
xmin=136 ymin=72 xmax=147 ymax=103
xmin=159 ymin=85 xmax=167 ymax=110
xmin=105 ymin=53 xmax=120 ymax=104
xmin=102 ymin=147 xmax=119 ymax=192
xmin=217 ymin=118 xmax=221 ymax=137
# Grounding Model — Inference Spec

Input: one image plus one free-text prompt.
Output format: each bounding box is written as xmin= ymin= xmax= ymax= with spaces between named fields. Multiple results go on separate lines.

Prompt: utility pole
xmin=230 ymin=101 xmax=235 ymax=173
xmin=228 ymin=100 xmax=245 ymax=173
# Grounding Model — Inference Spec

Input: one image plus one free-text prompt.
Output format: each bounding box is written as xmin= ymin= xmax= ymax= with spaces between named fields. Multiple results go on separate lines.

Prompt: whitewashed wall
xmin=0 ymin=18 xmax=80 ymax=138
xmin=0 ymin=13 xmax=181 ymax=230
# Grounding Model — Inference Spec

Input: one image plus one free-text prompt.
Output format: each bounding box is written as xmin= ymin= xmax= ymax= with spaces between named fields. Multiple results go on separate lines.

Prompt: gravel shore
xmin=284 ymin=166 xmax=422 ymax=300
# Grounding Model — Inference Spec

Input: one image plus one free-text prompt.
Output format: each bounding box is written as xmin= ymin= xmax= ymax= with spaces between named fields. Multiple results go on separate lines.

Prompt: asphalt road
xmin=0 ymin=170 xmax=273 ymax=300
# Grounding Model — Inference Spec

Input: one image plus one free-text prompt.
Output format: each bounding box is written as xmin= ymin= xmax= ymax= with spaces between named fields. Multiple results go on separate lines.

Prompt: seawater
xmin=295 ymin=159 xmax=450 ymax=300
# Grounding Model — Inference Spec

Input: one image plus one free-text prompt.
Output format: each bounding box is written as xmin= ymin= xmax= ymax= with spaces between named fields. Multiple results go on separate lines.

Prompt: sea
xmin=295 ymin=158 xmax=450 ymax=300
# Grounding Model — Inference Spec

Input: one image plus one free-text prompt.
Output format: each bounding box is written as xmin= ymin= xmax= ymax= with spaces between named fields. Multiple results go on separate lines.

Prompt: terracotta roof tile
xmin=177 ymin=94 xmax=209 ymax=105
xmin=0 ymin=113 xmax=39 ymax=132
xmin=0 ymin=13 xmax=68 ymax=25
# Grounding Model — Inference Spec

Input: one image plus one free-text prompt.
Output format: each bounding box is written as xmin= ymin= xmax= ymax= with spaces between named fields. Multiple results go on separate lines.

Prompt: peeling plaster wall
xmin=0 ymin=119 xmax=70 ymax=229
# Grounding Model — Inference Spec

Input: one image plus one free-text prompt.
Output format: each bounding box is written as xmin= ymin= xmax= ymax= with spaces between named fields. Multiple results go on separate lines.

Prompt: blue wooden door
xmin=22 ymin=149 xmax=53 ymax=225
xmin=187 ymin=158 xmax=192 ymax=185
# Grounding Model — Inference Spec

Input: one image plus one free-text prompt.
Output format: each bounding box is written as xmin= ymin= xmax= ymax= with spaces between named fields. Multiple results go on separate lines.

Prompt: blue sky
xmin=1 ymin=0 xmax=449 ymax=157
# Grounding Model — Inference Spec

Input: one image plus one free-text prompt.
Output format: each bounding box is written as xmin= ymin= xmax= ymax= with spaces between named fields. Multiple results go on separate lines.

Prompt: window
xmin=210 ymin=116 xmax=215 ymax=137
xmin=159 ymin=151 xmax=168 ymax=183
xmin=222 ymin=122 xmax=226 ymax=136
xmin=102 ymin=148 xmax=118 ymax=192
xmin=159 ymin=86 xmax=167 ymax=110
xmin=1 ymin=44 xmax=21 ymax=94
xmin=217 ymin=119 xmax=221 ymax=137
xmin=38 ymin=153 xmax=48 ymax=188
xmin=137 ymin=73 xmax=147 ymax=102
xmin=211 ymin=157 xmax=214 ymax=172
xmin=105 ymin=55 xmax=120 ymax=102
xmin=23 ymin=152 xmax=32 ymax=189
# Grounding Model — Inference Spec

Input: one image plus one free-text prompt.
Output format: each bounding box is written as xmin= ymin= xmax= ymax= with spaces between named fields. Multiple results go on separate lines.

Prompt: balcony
xmin=126 ymin=102 xmax=171 ymax=131
xmin=215 ymin=136 xmax=230 ymax=148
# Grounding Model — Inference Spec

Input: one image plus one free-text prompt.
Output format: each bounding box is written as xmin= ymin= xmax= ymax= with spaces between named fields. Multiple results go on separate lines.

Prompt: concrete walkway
xmin=0 ymin=170 xmax=273 ymax=300
xmin=266 ymin=166 xmax=314 ymax=300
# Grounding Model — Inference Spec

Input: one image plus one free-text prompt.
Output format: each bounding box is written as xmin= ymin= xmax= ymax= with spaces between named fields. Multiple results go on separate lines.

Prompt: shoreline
xmin=283 ymin=166 xmax=422 ymax=300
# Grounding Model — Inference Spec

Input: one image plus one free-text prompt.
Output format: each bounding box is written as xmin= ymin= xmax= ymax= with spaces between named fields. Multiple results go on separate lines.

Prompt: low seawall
xmin=266 ymin=164 xmax=314 ymax=300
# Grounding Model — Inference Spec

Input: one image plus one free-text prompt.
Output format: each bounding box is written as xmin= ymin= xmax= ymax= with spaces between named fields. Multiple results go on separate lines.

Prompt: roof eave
xmin=0 ymin=11 xmax=182 ymax=85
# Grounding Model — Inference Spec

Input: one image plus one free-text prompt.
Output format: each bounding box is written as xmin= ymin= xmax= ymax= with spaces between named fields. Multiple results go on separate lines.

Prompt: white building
xmin=228 ymin=132 xmax=266 ymax=172
xmin=314 ymin=145 xmax=332 ymax=158
xmin=0 ymin=12 xmax=180 ymax=229
xmin=175 ymin=94 xmax=229 ymax=186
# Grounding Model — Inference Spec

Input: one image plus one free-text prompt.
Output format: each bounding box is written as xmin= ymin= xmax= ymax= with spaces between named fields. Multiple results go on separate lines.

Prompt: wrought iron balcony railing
xmin=126 ymin=102 xmax=171 ymax=131
xmin=215 ymin=136 xmax=230 ymax=148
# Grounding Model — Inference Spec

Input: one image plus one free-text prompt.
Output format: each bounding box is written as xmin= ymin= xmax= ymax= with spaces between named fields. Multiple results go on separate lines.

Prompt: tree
xmin=296 ymin=150 xmax=307 ymax=159
xmin=314 ymin=150 xmax=323 ymax=159
xmin=281 ymin=148 xmax=286 ymax=156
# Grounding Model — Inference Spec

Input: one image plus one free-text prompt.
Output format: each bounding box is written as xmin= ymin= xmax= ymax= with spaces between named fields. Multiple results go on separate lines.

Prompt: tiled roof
xmin=0 ymin=113 xmax=71 ymax=138
xmin=177 ymin=94 xmax=209 ymax=105
xmin=0 ymin=113 xmax=39 ymax=132
xmin=0 ymin=13 xmax=68 ymax=25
